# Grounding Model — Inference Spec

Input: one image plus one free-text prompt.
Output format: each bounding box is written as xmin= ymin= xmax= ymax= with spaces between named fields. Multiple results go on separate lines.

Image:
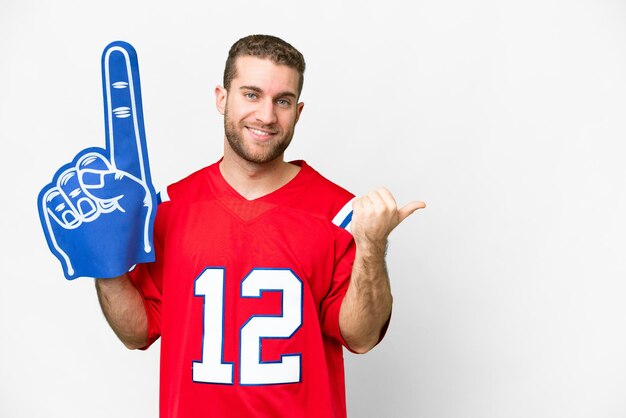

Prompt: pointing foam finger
xmin=102 ymin=41 xmax=148 ymax=181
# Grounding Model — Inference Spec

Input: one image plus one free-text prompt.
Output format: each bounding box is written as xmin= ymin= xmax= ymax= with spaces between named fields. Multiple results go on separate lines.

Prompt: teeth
xmin=249 ymin=127 xmax=272 ymax=136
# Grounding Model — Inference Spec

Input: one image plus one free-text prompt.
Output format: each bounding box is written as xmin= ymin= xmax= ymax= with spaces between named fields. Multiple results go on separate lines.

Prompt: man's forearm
xmin=95 ymin=274 xmax=148 ymax=350
xmin=339 ymin=243 xmax=393 ymax=354
xmin=338 ymin=188 xmax=424 ymax=354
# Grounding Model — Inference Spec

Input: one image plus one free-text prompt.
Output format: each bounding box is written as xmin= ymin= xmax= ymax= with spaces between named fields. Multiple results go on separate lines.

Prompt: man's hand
xmin=339 ymin=188 xmax=425 ymax=353
xmin=351 ymin=187 xmax=426 ymax=251
xmin=38 ymin=41 xmax=157 ymax=280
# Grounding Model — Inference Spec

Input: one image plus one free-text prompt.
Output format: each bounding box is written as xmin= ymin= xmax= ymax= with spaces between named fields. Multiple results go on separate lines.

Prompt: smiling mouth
xmin=246 ymin=126 xmax=277 ymax=138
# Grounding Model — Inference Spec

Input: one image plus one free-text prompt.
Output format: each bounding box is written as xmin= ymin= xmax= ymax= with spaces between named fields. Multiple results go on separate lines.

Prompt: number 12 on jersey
xmin=192 ymin=267 xmax=303 ymax=385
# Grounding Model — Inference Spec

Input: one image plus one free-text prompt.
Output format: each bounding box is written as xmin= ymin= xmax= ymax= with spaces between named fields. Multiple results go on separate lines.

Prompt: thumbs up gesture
xmin=38 ymin=42 xmax=157 ymax=280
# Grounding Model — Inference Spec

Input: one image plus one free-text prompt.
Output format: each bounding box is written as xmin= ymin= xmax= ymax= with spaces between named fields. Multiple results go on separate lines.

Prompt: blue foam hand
xmin=38 ymin=41 xmax=158 ymax=280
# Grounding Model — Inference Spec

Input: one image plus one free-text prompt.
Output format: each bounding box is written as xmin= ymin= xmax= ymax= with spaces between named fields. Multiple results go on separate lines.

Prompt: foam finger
xmin=102 ymin=41 xmax=149 ymax=181
xmin=57 ymin=167 xmax=98 ymax=220
xmin=42 ymin=187 xmax=81 ymax=229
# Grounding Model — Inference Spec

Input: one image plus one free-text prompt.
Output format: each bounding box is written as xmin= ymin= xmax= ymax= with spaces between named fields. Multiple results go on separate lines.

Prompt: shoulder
xmin=158 ymin=163 xmax=218 ymax=204
xmin=293 ymin=161 xmax=355 ymax=233
xmin=152 ymin=163 xmax=218 ymax=235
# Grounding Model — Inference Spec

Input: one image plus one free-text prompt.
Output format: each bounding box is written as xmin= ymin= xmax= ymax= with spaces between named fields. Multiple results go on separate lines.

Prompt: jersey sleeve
xmin=126 ymin=170 xmax=208 ymax=350
xmin=318 ymin=227 xmax=356 ymax=350
xmin=127 ymin=202 xmax=169 ymax=349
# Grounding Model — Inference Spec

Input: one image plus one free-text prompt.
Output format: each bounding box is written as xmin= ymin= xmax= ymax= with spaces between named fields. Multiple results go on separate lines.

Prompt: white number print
xmin=192 ymin=268 xmax=303 ymax=386
xmin=192 ymin=268 xmax=234 ymax=384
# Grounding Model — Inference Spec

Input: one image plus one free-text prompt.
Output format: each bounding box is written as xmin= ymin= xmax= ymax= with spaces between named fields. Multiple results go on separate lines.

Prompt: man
xmin=95 ymin=35 xmax=424 ymax=417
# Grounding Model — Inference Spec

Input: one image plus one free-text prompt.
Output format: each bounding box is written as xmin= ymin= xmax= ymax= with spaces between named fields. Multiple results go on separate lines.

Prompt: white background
xmin=1 ymin=1 xmax=626 ymax=417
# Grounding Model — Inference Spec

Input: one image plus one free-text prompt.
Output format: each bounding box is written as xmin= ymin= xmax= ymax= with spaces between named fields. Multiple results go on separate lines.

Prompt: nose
xmin=255 ymin=99 xmax=277 ymax=125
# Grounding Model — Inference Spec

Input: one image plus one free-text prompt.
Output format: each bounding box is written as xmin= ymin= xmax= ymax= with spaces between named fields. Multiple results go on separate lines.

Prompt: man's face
xmin=216 ymin=56 xmax=304 ymax=165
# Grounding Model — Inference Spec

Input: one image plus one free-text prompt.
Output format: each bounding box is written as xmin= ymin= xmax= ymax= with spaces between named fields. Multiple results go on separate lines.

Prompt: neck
xmin=219 ymin=144 xmax=300 ymax=200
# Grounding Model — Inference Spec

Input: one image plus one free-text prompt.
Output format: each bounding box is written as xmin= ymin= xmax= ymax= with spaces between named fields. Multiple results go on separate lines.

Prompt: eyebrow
xmin=239 ymin=85 xmax=297 ymax=99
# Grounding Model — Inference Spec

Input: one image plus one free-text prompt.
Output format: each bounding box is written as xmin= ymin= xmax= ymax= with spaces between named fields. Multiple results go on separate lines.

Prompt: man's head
xmin=216 ymin=35 xmax=306 ymax=165
xmin=223 ymin=34 xmax=306 ymax=98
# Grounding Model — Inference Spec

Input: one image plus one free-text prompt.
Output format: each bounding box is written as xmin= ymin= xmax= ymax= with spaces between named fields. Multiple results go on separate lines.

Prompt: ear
xmin=215 ymin=85 xmax=227 ymax=115
xmin=295 ymin=102 xmax=304 ymax=124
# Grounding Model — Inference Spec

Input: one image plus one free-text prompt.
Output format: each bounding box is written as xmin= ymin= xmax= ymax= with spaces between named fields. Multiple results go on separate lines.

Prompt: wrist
xmin=354 ymin=238 xmax=388 ymax=259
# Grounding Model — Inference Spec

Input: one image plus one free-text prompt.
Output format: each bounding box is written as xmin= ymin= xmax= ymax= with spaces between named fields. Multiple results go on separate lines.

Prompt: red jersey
xmin=130 ymin=160 xmax=356 ymax=418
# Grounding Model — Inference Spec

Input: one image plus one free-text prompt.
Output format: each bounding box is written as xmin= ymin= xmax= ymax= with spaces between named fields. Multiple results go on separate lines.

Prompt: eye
xmin=244 ymin=92 xmax=257 ymax=100
xmin=276 ymin=98 xmax=291 ymax=107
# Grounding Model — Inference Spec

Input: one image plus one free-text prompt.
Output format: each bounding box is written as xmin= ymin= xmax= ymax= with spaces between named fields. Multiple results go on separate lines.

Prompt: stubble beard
xmin=224 ymin=108 xmax=295 ymax=165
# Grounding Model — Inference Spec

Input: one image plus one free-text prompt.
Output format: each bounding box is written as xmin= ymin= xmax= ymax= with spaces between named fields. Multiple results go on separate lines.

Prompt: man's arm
xmin=95 ymin=274 xmax=148 ymax=350
xmin=339 ymin=188 xmax=425 ymax=354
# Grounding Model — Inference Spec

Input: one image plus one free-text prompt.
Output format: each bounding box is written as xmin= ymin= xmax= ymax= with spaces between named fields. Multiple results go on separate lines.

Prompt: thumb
xmin=398 ymin=201 xmax=426 ymax=223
